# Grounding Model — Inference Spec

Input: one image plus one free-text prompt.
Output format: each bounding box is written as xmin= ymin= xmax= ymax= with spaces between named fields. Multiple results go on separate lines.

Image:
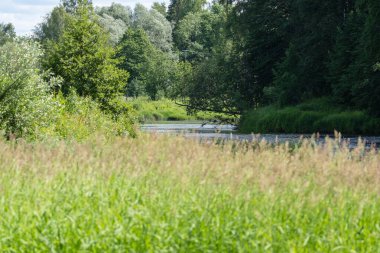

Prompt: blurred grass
xmin=240 ymin=98 xmax=380 ymax=134
xmin=0 ymin=134 xmax=379 ymax=251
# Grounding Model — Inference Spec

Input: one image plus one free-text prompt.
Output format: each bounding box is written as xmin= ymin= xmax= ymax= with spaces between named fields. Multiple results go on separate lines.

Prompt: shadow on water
xmin=141 ymin=122 xmax=380 ymax=149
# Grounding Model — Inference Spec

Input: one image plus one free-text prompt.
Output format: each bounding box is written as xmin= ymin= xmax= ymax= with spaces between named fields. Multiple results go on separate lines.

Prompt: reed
xmin=0 ymin=134 xmax=379 ymax=251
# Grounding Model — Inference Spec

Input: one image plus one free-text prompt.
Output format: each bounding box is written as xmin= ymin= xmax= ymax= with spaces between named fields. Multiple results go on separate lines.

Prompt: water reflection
xmin=141 ymin=123 xmax=380 ymax=148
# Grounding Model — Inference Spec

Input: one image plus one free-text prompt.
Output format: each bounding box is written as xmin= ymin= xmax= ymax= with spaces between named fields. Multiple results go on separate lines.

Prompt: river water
xmin=141 ymin=122 xmax=380 ymax=148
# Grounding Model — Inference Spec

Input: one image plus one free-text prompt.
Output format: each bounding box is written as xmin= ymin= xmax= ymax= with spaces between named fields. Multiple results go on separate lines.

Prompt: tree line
xmin=175 ymin=0 xmax=380 ymax=117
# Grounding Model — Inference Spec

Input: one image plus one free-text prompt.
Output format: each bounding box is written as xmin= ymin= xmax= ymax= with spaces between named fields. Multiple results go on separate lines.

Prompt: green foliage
xmin=44 ymin=90 xmax=135 ymax=140
xmin=184 ymin=44 xmax=242 ymax=115
xmin=97 ymin=13 xmax=128 ymax=46
xmin=174 ymin=5 xmax=225 ymax=62
xmin=232 ymin=0 xmax=290 ymax=106
xmin=34 ymin=6 xmax=68 ymax=42
xmin=167 ymin=0 xmax=206 ymax=23
xmin=96 ymin=3 xmax=132 ymax=45
xmin=132 ymin=4 xmax=173 ymax=53
xmin=181 ymin=0 xmax=380 ymax=121
xmin=118 ymin=28 xmax=155 ymax=97
xmin=273 ymin=0 xmax=348 ymax=105
xmin=44 ymin=2 xmax=129 ymax=110
xmin=240 ymin=99 xmax=380 ymax=135
xmin=0 ymin=40 xmax=57 ymax=139
xmin=0 ymin=23 xmax=16 ymax=46
xmin=96 ymin=3 xmax=132 ymax=25
xmin=118 ymin=28 xmax=178 ymax=100
xmin=129 ymin=97 xmax=226 ymax=122
xmin=152 ymin=2 xmax=167 ymax=16
xmin=61 ymin=0 xmax=92 ymax=13
xmin=349 ymin=0 xmax=380 ymax=116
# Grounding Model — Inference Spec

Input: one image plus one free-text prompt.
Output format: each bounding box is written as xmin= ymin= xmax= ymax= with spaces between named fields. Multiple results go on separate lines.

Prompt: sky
xmin=0 ymin=0 xmax=169 ymax=35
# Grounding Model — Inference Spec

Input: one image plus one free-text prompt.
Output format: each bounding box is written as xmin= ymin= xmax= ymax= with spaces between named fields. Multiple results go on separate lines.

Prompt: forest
xmin=0 ymin=0 xmax=379 ymax=138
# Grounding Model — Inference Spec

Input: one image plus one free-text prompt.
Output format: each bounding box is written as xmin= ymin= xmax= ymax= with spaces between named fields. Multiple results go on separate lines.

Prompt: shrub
xmin=0 ymin=40 xmax=57 ymax=139
xmin=42 ymin=90 xmax=136 ymax=140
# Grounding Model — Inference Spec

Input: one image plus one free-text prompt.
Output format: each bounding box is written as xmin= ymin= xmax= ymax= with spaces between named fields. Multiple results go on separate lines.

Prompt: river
xmin=141 ymin=121 xmax=380 ymax=148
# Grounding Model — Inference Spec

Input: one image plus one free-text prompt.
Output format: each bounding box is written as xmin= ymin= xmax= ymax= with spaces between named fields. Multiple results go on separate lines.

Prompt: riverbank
xmin=129 ymin=97 xmax=231 ymax=122
xmin=239 ymin=99 xmax=380 ymax=135
xmin=0 ymin=135 xmax=379 ymax=251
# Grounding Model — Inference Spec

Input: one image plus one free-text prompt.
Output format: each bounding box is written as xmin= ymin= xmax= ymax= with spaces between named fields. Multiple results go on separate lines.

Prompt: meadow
xmin=0 ymin=134 xmax=379 ymax=252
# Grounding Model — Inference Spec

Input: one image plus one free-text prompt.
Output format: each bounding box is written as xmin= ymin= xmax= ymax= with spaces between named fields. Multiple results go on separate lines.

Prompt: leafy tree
xmin=231 ymin=0 xmax=290 ymax=106
xmin=34 ymin=6 xmax=68 ymax=42
xmin=97 ymin=13 xmax=128 ymax=46
xmin=96 ymin=3 xmax=132 ymax=45
xmin=167 ymin=0 xmax=206 ymax=24
xmin=118 ymin=29 xmax=155 ymax=97
xmin=61 ymin=0 xmax=93 ymax=13
xmin=0 ymin=40 xmax=57 ymax=138
xmin=96 ymin=3 xmax=132 ymax=25
xmin=0 ymin=23 xmax=16 ymax=46
xmin=328 ymin=6 xmax=363 ymax=105
xmin=350 ymin=0 xmax=380 ymax=115
xmin=44 ymin=1 xmax=129 ymax=110
xmin=174 ymin=5 xmax=226 ymax=62
xmin=143 ymin=49 xmax=176 ymax=100
xmin=132 ymin=4 xmax=173 ymax=53
xmin=152 ymin=2 xmax=167 ymax=16
xmin=118 ymin=28 xmax=176 ymax=100
xmin=274 ymin=0 xmax=350 ymax=105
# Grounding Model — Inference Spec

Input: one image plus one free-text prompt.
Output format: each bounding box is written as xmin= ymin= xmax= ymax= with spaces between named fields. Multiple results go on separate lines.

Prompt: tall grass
xmin=0 ymin=134 xmax=379 ymax=251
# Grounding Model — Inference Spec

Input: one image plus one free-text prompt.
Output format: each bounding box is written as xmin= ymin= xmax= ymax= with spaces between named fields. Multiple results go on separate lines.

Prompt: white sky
xmin=0 ymin=0 xmax=169 ymax=35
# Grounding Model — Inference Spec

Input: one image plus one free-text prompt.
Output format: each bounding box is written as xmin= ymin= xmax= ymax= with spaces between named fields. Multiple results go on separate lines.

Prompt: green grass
xmin=0 ymin=134 xmax=379 ymax=251
xmin=128 ymin=97 xmax=231 ymax=123
xmin=239 ymin=98 xmax=380 ymax=135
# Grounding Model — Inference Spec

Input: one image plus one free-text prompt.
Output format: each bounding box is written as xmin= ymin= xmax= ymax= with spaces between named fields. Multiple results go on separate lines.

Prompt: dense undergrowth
xmin=0 ymin=134 xmax=379 ymax=251
xmin=239 ymin=98 xmax=380 ymax=135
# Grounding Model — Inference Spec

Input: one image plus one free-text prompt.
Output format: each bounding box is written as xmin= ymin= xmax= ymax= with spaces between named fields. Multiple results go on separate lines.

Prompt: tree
xmin=96 ymin=3 xmax=132 ymax=25
xmin=61 ymin=0 xmax=93 ymax=13
xmin=132 ymin=4 xmax=173 ymax=53
xmin=96 ymin=3 xmax=132 ymax=45
xmin=328 ymin=6 xmax=363 ymax=105
xmin=118 ymin=29 xmax=154 ymax=97
xmin=118 ymin=28 xmax=176 ymax=100
xmin=231 ymin=0 xmax=290 ymax=106
xmin=174 ymin=5 xmax=226 ymax=62
xmin=0 ymin=40 xmax=57 ymax=138
xmin=350 ymin=0 xmax=380 ymax=115
xmin=44 ymin=1 xmax=129 ymax=109
xmin=152 ymin=2 xmax=167 ymax=16
xmin=167 ymin=0 xmax=206 ymax=24
xmin=274 ymin=0 xmax=350 ymax=105
xmin=97 ymin=13 xmax=128 ymax=46
xmin=34 ymin=6 xmax=68 ymax=42
xmin=0 ymin=23 xmax=16 ymax=46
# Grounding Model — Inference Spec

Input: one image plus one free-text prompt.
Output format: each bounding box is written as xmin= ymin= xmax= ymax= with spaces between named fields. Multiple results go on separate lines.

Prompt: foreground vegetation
xmin=240 ymin=99 xmax=380 ymax=135
xmin=0 ymin=134 xmax=379 ymax=251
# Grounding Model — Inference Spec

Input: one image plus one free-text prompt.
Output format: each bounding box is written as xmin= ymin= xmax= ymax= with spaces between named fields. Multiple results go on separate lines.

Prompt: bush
xmin=42 ymin=90 xmax=136 ymax=140
xmin=0 ymin=40 xmax=57 ymax=139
